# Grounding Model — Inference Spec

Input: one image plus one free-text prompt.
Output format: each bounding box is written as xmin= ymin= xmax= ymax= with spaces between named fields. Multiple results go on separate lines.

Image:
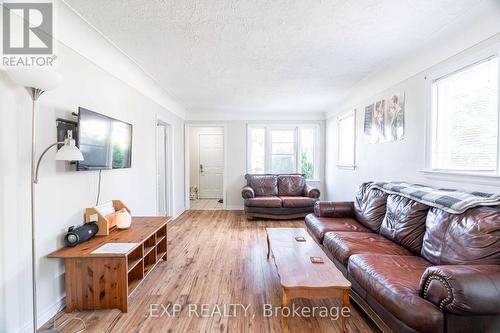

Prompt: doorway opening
xmin=156 ymin=120 xmax=173 ymax=216
xmin=186 ymin=125 xmax=225 ymax=210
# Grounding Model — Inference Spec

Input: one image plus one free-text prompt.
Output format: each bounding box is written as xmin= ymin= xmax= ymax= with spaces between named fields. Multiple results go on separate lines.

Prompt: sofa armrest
xmin=241 ymin=186 xmax=255 ymax=199
xmin=303 ymin=184 xmax=320 ymax=198
xmin=419 ymin=265 xmax=500 ymax=315
xmin=313 ymin=201 xmax=354 ymax=218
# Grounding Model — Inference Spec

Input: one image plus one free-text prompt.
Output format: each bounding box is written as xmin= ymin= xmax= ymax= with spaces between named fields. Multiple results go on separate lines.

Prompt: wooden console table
xmin=48 ymin=216 xmax=170 ymax=313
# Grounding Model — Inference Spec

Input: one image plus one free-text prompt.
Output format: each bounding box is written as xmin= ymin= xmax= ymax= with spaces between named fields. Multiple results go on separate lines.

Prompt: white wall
xmin=189 ymin=127 xmax=224 ymax=192
xmin=325 ymin=34 xmax=500 ymax=201
xmin=0 ymin=41 xmax=185 ymax=333
xmin=186 ymin=119 xmax=326 ymax=210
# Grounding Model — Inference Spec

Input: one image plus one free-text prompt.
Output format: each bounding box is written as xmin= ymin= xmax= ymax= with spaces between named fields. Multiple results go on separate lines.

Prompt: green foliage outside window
xmin=301 ymin=151 xmax=314 ymax=179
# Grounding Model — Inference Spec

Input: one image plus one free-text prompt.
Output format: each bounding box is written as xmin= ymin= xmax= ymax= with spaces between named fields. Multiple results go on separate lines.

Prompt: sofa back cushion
xmin=354 ymin=183 xmax=388 ymax=231
xmin=379 ymin=195 xmax=430 ymax=253
xmin=245 ymin=174 xmax=278 ymax=196
xmin=421 ymin=206 xmax=500 ymax=265
xmin=278 ymin=175 xmax=306 ymax=196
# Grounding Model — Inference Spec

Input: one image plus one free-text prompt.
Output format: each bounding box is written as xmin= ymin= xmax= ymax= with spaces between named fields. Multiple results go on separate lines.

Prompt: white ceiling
xmin=65 ymin=0 xmax=493 ymax=116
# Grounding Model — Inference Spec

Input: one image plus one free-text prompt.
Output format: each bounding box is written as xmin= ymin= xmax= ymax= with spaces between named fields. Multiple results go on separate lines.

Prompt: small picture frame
xmin=295 ymin=236 xmax=306 ymax=242
xmin=310 ymin=256 xmax=324 ymax=264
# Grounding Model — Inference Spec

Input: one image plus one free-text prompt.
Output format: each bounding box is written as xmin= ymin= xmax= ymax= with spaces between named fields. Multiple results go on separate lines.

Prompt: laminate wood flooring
xmin=41 ymin=210 xmax=379 ymax=333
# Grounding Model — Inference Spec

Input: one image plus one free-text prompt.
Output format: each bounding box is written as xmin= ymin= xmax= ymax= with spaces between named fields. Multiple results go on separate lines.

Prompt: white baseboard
xmin=16 ymin=296 xmax=66 ymax=333
xmin=173 ymin=207 xmax=186 ymax=218
xmin=225 ymin=205 xmax=244 ymax=210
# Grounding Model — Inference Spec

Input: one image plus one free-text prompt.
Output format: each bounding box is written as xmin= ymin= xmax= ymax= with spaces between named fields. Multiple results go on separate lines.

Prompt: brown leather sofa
xmin=305 ymin=183 xmax=500 ymax=333
xmin=242 ymin=174 xmax=320 ymax=219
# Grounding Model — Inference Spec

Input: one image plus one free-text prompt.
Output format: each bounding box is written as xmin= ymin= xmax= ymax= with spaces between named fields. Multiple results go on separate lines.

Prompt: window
xmin=250 ymin=127 xmax=265 ymax=174
xmin=337 ymin=111 xmax=356 ymax=168
xmin=247 ymin=125 xmax=319 ymax=180
xmin=270 ymin=129 xmax=296 ymax=174
xmin=429 ymin=55 xmax=499 ymax=176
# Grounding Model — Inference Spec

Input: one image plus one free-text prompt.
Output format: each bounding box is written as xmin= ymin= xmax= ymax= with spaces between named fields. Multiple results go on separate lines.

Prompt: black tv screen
xmin=77 ymin=107 xmax=132 ymax=171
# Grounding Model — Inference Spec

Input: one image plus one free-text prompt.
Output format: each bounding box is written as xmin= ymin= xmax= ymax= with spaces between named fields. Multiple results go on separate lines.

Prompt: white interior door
xmin=199 ymin=134 xmax=223 ymax=199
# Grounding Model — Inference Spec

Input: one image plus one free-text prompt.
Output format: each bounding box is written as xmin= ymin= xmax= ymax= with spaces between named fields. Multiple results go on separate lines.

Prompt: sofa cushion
xmin=421 ymin=206 xmax=500 ymax=265
xmin=246 ymin=174 xmax=278 ymax=196
xmin=323 ymin=232 xmax=412 ymax=266
xmin=354 ymin=183 xmax=388 ymax=231
xmin=379 ymin=195 xmax=430 ymax=254
xmin=305 ymin=214 xmax=370 ymax=244
xmin=244 ymin=197 xmax=282 ymax=208
xmin=278 ymin=175 xmax=306 ymax=196
xmin=280 ymin=196 xmax=317 ymax=208
xmin=348 ymin=254 xmax=442 ymax=333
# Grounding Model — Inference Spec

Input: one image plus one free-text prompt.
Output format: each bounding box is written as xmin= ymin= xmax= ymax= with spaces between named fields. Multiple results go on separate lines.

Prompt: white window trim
xmin=337 ymin=110 xmax=357 ymax=170
xmin=246 ymin=123 xmax=320 ymax=181
xmin=422 ymin=44 xmax=500 ymax=185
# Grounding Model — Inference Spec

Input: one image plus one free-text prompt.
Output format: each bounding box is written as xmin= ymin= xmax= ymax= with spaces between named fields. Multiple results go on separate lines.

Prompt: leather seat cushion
xmin=244 ymin=196 xmax=282 ymax=208
xmin=246 ymin=174 xmax=278 ymax=196
xmin=323 ymin=232 xmax=413 ymax=265
xmin=421 ymin=206 xmax=500 ymax=265
xmin=379 ymin=195 xmax=429 ymax=254
xmin=278 ymin=175 xmax=306 ymax=196
xmin=280 ymin=196 xmax=317 ymax=208
xmin=354 ymin=183 xmax=388 ymax=231
xmin=348 ymin=254 xmax=443 ymax=333
xmin=305 ymin=214 xmax=370 ymax=244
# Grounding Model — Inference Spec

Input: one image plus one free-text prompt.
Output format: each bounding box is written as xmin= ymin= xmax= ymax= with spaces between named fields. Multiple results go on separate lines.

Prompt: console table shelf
xmin=48 ymin=216 xmax=170 ymax=312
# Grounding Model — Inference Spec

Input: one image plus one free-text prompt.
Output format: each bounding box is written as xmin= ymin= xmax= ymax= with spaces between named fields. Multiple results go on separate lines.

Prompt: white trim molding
xmin=420 ymin=169 xmax=500 ymax=187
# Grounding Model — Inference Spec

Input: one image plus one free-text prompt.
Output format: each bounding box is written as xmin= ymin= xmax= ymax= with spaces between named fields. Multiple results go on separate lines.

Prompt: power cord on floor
xmin=96 ymin=169 xmax=102 ymax=206
xmin=51 ymin=304 xmax=86 ymax=333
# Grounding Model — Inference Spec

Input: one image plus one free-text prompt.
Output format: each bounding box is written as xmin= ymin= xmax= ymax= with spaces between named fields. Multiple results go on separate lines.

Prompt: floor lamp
xmin=6 ymin=69 xmax=84 ymax=333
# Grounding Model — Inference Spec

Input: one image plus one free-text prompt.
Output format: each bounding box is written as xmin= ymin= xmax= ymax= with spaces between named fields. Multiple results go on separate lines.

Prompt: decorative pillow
xmin=278 ymin=175 xmax=306 ymax=196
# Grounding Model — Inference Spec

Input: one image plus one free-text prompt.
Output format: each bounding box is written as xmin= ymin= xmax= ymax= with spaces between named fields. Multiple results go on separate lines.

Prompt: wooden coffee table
xmin=266 ymin=228 xmax=351 ymax=332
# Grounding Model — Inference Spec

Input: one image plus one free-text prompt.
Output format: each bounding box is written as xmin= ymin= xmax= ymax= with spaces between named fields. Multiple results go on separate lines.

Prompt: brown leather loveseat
xmin=242 ymin=174 xmax=320 ymax=219
xmin=305 ymin=183 xmax=500 ymax=333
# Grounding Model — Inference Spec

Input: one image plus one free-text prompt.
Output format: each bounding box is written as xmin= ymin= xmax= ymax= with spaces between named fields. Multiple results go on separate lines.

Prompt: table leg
xmin=341 ymin=289 xmax=350 ymax=333
xmin=282 ymin=289 xmax=289 ymax=333
xmin=266 ymin=233 xmax=270 ymax=260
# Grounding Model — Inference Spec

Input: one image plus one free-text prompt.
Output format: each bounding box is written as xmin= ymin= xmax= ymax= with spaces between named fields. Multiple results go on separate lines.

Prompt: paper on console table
xmin=91 ymin=242 xmax=139 ymax=254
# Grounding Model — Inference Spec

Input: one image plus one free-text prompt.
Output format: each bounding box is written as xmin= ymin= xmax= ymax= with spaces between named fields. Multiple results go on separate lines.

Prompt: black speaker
xmin=64 ymin=222 xmax=99 ymax=247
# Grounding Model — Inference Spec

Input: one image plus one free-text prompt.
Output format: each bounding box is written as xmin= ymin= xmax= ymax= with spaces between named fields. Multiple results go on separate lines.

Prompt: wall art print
xmin=364 ymin=93 xmax=405 ymax=143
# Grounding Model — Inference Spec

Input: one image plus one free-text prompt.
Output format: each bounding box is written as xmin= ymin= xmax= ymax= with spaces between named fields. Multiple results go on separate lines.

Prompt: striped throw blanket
xmin=368 ymin=181 xmax=500 ymax=214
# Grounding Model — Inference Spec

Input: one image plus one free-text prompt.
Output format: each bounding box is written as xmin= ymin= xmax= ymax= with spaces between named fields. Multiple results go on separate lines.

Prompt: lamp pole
xmin=27 ymin=87 xmax=45 ymax=333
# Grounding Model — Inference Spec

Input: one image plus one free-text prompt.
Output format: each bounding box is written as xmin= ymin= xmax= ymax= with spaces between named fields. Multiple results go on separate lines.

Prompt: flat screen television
xmin=77 ymin=107 xmax=132 ymax=171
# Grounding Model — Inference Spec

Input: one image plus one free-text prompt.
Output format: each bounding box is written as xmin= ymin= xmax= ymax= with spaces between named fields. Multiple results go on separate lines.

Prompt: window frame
xmin=337 ymin=110 xmax=357 ymax=170
xmin=246 ymin=123 xmax=320 ymax=181
xmin=424 ymin=46 xmax=500 ymax=185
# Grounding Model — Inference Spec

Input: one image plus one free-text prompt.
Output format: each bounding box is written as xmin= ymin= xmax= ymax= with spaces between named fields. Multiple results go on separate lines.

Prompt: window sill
xmin=337 ymin=165 xmax=356 ymax=170
xmin=420 ymin=169 xmax=500 ymax=186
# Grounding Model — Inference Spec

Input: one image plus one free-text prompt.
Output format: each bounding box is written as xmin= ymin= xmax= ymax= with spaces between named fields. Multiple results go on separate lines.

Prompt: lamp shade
xmin=56 ymin=138 xmax=84 ymax=161
xmin=6 ymin=69 xmax=62 ymax=91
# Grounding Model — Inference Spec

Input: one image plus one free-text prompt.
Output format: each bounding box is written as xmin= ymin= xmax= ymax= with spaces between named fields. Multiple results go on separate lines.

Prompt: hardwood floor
xmin=190 ymin=199 xmax=223 ymax=210
xmin=42 ymin=210 xmax=379 ymax=333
